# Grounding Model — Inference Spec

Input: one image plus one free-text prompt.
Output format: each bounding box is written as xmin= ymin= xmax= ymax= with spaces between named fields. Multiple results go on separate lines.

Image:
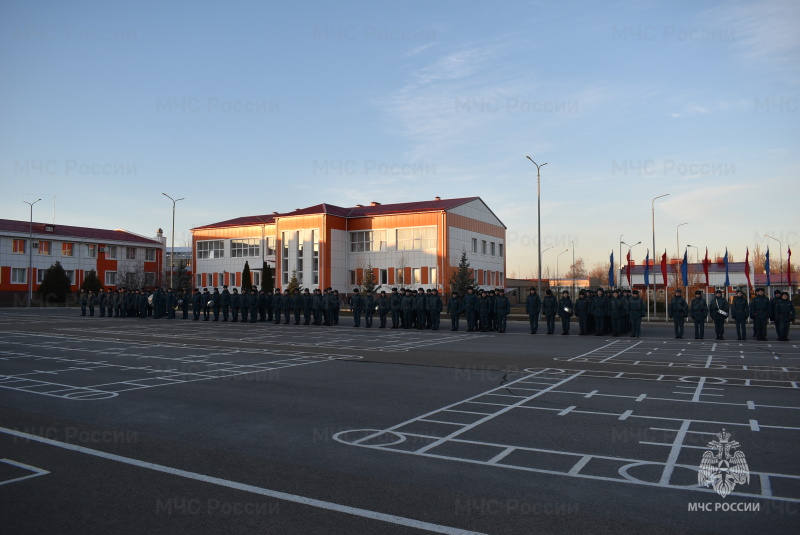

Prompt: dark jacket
xmin=525 ymin=293 xmax=541 ymax=315
xmin=690 ymin=297 xmax=708 ymax=321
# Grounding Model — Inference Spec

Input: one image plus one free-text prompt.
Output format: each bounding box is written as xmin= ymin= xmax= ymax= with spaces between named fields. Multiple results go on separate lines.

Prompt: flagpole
xmin=651 ymin=194 xmax=669 ymax=321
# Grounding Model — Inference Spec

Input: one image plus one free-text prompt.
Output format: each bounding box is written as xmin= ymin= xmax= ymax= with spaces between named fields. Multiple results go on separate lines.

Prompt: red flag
xmin=789 ymin=247 xmax=793 ymax=288
xmin=703 ymin=248 xmax=710 ymax=286
xmin=745 ymin=247 xmax=752 ymax=289
xmin=660 ymin=250 xmax=668 ymax=286
xmin=626 ymin=250 xmax=631 ymax=287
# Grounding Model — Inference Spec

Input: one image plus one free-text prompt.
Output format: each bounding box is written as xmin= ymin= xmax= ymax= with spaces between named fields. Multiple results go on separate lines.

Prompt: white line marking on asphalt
xmin=0 ymin=427 xmax=488 ymax=535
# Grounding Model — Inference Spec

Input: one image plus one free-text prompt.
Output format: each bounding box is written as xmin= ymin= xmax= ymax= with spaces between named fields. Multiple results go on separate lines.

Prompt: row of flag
xmin=608 ymin=247 xmax=793 ymax=288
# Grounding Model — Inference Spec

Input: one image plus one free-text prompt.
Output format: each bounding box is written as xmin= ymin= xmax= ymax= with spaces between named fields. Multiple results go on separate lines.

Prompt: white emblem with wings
xmin=698 ymin=428 xmax=750 ymax=498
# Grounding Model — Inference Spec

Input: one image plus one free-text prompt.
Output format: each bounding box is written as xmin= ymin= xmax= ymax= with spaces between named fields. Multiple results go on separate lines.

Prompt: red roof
xmin=0 ymin=219 xmax=162 ymax=245
xmin=193 ymin=197 xmax=493 ymax=230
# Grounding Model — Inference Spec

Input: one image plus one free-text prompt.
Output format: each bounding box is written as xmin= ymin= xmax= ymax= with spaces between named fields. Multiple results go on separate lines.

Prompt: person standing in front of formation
xmin=709 ymin=289 xmax=729 ymax=340
xmin=464 ymin=287 xmax=478 ymax=332
xmin=628 ymin=290 xmax=644 ymax=338
xmin=592 ymin=288 xmax=608 ymax=336
xmin=220 ymin=285 xmax=231 ymax=322
xmin=690 ymin=290 xmax=708 ymax=339
xmin=668 ymin=289 xmax=688 ymax=339
xmin=428 ymin=289 xmax=444 ymax=331
xmin=377 ymin=291 xmax=390 ymax=328
xmin=525 ymin=288 xmax=541 ymax=334
xmin=750 ymin=288 xmax=770 ymax=341
xmin=730 ymin=289 xmax=748 ymax=340
xmin=574 ymin=290 xmax=589 ymax=335
xmin=558 ymin=290 xmax=573 ymax=335
xmin=775 ymin=292 xmax=795 ymax=341
xmin=542 ymin=289 xmax=557 ymax=335
xmin=495 ymin=289 xmax=510 ymax=333
xmin=230 ymin=288 xmax=241 ymax=322
xmin=448 ymin=292 xmax=462 ymax=331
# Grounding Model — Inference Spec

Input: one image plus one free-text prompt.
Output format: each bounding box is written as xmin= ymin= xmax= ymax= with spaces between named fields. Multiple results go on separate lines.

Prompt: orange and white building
xmin=0 ymin=219 xmax=165 ymax=303
xmin=190 ymin=197 xmax=506 ymax=292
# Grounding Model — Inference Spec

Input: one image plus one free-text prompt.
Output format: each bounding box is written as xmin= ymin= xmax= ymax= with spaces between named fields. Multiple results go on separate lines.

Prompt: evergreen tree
xmin=81 ymin=269 xmax=103 ymax=293
xmin=449 ymin=249 xmax=476 ymax=296
xmin=173 ymin=260 xmax=191 ymax=290
xmin=286 ymin=270 xmax=302 ymax=294
xmin=38 ymin=261 xmax=72 ymax=303
xmin=262 ymin=262 xmax=274 ymax=293
xmin=241 ymin=261 xmax=252 ymax=291
xmin=362 ymin=262 xmax=376 ymax=293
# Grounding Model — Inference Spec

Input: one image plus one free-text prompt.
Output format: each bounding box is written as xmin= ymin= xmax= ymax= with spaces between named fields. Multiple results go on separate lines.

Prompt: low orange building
xmin=190 ymin=197 xmax=506 ymax=292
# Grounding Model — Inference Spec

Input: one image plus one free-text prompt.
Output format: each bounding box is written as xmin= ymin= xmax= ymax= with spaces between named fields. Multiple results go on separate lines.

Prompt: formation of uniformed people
xmin=77 ymin=285 xmax=794 ymax=340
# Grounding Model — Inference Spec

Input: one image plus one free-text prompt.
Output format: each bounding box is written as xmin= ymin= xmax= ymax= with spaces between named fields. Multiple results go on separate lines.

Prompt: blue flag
xmin=609 ymin=251 xmax=615 ymax=287
xmin=643 ymin=250 xmax=650 ymax=286
xmin=681 ymin=250 xmax=688 ymax=287
xmin=724 ymin=248 xmax=730 ymax=287
xmin=765 ymin=248 xmax=771 ymax=287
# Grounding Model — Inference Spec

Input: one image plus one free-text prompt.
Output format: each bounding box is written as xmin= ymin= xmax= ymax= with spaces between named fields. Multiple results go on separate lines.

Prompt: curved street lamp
xmin=23 ymin=198 xmax=41 ymax=307
xmin=650 ymin=193 xmax=670 ymax=319
xmin=162 ymin=193 xmax=185 ymax=289
xmin=526 ymin=156 xmax=548 ymax=299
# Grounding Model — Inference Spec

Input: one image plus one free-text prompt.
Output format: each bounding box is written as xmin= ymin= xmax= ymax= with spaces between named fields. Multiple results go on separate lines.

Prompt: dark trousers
xmin=560 ymin=316 xmax=570 ymax=334
xmin=273 ymin=308 xmax=282 ymax=324
xmin=777 ymin=320 xmax=791 ymax=340
xmin=232 ymin=307 xmax=239 ymax=322
xmin=364 ymin=312 xmax=373 ymax=327
xmin=631 ymin=317 xmax=642 ymax=337
xmin=403 ymin=310 xmax=412 ymax=328
xmin=529 ymin=314 xmax=539 ymax=334
xmin=694 ymin=319 xmax=705 ymax=339
xmin=673 ymin=317 xmax=684 ymax=337
xmin=497 ymin=314 xmax=506 ymax=332
xmin=466 ymin=310 xmax=476 ymax=331
xmin=249 ymin=306 xmax=258 ymax=322
xmin=450 ymin=313 xmax=460 ymax=331
xmin=379 ymin=312 xmax=387 ymax=327
xmin=242 ymin=306 xmax=249 ymax=322
xmin=713 ymin=318 xmax=725 ymax=338
xmin=353 ymin=309 xmax=361 ymax=327
xmin=391 ymin=310 xmax=399 ymax=328
xmin=222 ymin=306 xmax=229 ymax=321
xmin=303 ymin=309 xmax=311 ymax=325
xmin=294 ymin=310 xmax=301 ymax=324
xmin=284 ymin=309 xmax=291 ymax=323
xmin=735 ymin=319 xmax=747 ymax=340
xmin=545 ymin=314 xmax=556 ymax=334
xmin=578 ymin=314 xmax=588 ymax=334
xmin=193 ymin=307 xmax=200 ymax=320
xmin=595 ymin=315 xmax=605 ymax=334
xmin=754 ymin=318 xmax=767 ymax=339
xmin=432 ymin=312 xmax=441 ymax=330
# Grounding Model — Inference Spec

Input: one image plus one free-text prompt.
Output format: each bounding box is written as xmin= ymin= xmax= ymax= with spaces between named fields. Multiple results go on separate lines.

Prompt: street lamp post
xmin=764 ymin=235 xmax=784 ymax=286
xmin=526 ymin=156 xmax=548 ymax=300
xmin=618 ymin=234 xmax=624 ymax=289
xmin=556 ymin=249 xmax=569 ymax=294
xmin=542 ymin=245 xmax=554 ymax=294
xmin=621 ymin=240 xmax=641 ymax=288
xmin=651 ymin=193 xmax=670 ymax=320
xmin=23 ymin=199 xmax=41 ymax=307
xmin=571 ymin=240 xmax=575 ymax=298
xmin=162 ymin=193 xmax=185 ymax=289
xmin=686 ymin=244 xmax=699 ymax=265
xmin=676 ymin=222 xmax=689 ymax=261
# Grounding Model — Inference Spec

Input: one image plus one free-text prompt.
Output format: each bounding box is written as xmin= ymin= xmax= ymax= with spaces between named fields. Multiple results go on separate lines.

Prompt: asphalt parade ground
xmin=0 ymin=309 xmax=798 ymax=534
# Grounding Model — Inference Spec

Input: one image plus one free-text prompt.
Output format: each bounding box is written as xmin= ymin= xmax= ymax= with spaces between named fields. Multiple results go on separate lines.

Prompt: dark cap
xmin=695 ymin=290 xmax=702 ymax=295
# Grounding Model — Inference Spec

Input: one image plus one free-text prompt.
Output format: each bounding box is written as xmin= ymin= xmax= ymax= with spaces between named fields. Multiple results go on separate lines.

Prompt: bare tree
xmin=564 ymin=257 xmax=588 ymax=279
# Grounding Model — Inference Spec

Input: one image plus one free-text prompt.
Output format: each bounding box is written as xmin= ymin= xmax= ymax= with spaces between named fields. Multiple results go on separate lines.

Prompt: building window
xmin=380 ymin=269 xmax=388 ymax=285
xmin=397 ymin=228 xmax=436 ymax=251
xmin=490 ymin=242 xmax=496 ymax=256
xmin=312 ymin=230 xmax=319 ymax=285
xmin=481 ymin=240 xmax=487 ymax=255
xmin=231 ymin=238 xmax=259 ymax=258
xmin=145 ymin=248 xmax=156 ymax=261
xmin=145 ymin=273 xmax=155 ymax=286
xmin=265 ymin=237 xmax=275 ymax=256
xmin=412 ymin=268 xmax=421 ymax=284
xmin=499 ymin=244 xmax=504 ymax=258
xmin=281 ymin=232 xmax=289 ymax=284
xmin=197 ymin=240 xmax=224 ymax=259
xmin=37 ymin=270 xmax=47 ymax=283
xmin=499 ymin=272 xmax=504 ymax=286
xmin=87 ymin=244 xmax=97 ymax=258
xmin=38 ymin=241 xmax=52 ymax=255
xmin=252 ymin=271 xmax=261 ymax=287
xmin=296 ymin=231 xmax=304 ymax=276
xmin=62 ymin=242 xmax=74 ymax=256
xmin=123 ymin=247 xmax=135 ymax=260
xmin=65 ymin=270 xmax=76 ymax=285
xmin=196 ymin=274 xmax=202 ymax=287
xmin=378 ymin=231 xmax=387 ymax=251
xmin=105 ymin=271 xmax=117 ymax=285
xmin=12 ymin=239 xmax=26 ymax=254
xmin=350 ymin=231 xmax=373 ymax=252
xmin=12 ymin=268 xmax=26 ymax=283
xmin=106 ymin=245 xmax=116 ymax=259
xmin=430 ymin=267 xmax=437 ymax=285
xmin=472 ymin=238 xmax=478 ymax=253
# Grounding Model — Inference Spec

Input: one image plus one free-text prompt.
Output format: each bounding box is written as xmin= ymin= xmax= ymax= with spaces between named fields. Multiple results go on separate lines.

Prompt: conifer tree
xmin=241 ymin=261 xmax=252 ymax=291
xmin=80 ymin=269 xmax=103 ymax=293
xmin=38 ymin=261 xmax=72 ymax=303
xmin=286 ymin=270 xmax=302 ymax=294
xmin=362 ymin=262 xmax=376 ymax=293
xmin=449 ymin=249 xmax=476 ymax=296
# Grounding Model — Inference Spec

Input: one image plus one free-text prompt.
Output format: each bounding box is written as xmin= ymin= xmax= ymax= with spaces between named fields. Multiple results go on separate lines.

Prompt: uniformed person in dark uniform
xmin=558 ymin=290 xmax=573 ymax=335
xmin=302 ymin=289 xmax=312 ymax=325
xmin=220 ymin=285 xmax=231 ymax=322
xmin=272 ymin=289 xmax=283 ymax=324
xmin=292 ymin=289 xmax=302 ymax=325
xmin=668 ymin=289 xmax=688 ymax=338
xmin=495 ymin=289 xmax=510 ymax=333
xmin=628 ymin=290 xmax=644 ymax=337
xmin=775 ymin=292 xmax=795 ymax=341
xmin=231 ymin=288 xmax=241 ymax=322
xmin=401 ymin=289 xmax=413 ymax=329
xmin=428 ymin=289 xmax=444 ymax=331
xmin=248 ymin=288 xmax=258 ymax=323
xmin=709 ymin=289 xmax=729 ymax=340
xmin=770 ymin=289 xmax=783 ymax=340
xmin=377 ymin=291 xmax=390 ymax=328
xmin=192 ymin=288 xmax=202 ymax=320
xmin=448 ymin=292 xmax=462 ymax=331
xmin=464 ymin=287 xmax=478 ymax=332
xmin=750 ymin=287 xmax=771 ymax=340
xmin=350 ymin=289 xmax=362 ymax=327
xmin=592 ymin=288 xmax=608 ymax=336
xmin=690 ymin=290 xmax=708 ymax=339
xmin=478 ymin=291 xmax=491 ymax=332
xmin=389 ymin=288 xmax=401 ymax=328
xmin=609 ymin=290 xmax=624 ymax=336
xmin=201 ymin=288 xmax=211 ymax=320
xmin=730 ymin=289 xmax=748 ymax=340
xmin=362 ymin=290 xmax=376 ymax=327
xmin=166 ymin=288 xmax=177 ymax=319
xmin=574 ymin=290 xmax=589 ymax=335
xmin=283 ymin=289 xmax=292 ymax=324
xmin=331 ymin=289 xmax=341 ymax=325
xmin=525 ymin=288 xmax=541 ymax=334
xmin=542 ymin=289 xmax=557 ymax=335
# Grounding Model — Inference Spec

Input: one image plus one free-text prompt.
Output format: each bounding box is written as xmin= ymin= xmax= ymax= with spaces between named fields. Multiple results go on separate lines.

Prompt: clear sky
xmin=1 ymin=0 xmax=797 ymax=277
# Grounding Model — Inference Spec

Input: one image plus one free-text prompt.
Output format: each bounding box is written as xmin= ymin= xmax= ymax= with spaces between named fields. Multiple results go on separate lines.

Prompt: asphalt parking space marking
xmin=335 ymin=366 xmax=800 ymax=503
xmin=0 ymin=331 xmax=362 ymax=400
xmin=0 ymin=458 xmax=50 ymax=486
xmin=0 ymin=427 xmax=487 ymax=535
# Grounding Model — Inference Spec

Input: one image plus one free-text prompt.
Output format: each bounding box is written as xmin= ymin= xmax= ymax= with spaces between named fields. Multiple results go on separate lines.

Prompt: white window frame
xmin=65 ymin=270 xmax=76 ymax=285
xmin=197 ymin=240 xmax=224 ymax=259
xmin=396 ymin=227 xmax=436 ymax=251
xmin=62 ymin=242 xmax=74 ymax=257
xmin=231 ymin=238 xmax=260 ymax=258
xmin=125 ymin=247 xmax=136 ymax=260
xmin=472 ymin=238 xmax=478 ymax=253
xmin=12 ymin=268 xmax=27 ymax=283
xmin=38 ymin=240 xmax=52 ymax=255
xmin=106 ymin=245 xmax=117 ymax=259
xmin=412 ymin=268 xmax=421 ymax=284
xmin=145 ymin=248 xmax=156 ymax=262
xmin=105 ymin=271 xmax=117 ymax=285
xmin=13 ymin=239 xmax=27 ymax=254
